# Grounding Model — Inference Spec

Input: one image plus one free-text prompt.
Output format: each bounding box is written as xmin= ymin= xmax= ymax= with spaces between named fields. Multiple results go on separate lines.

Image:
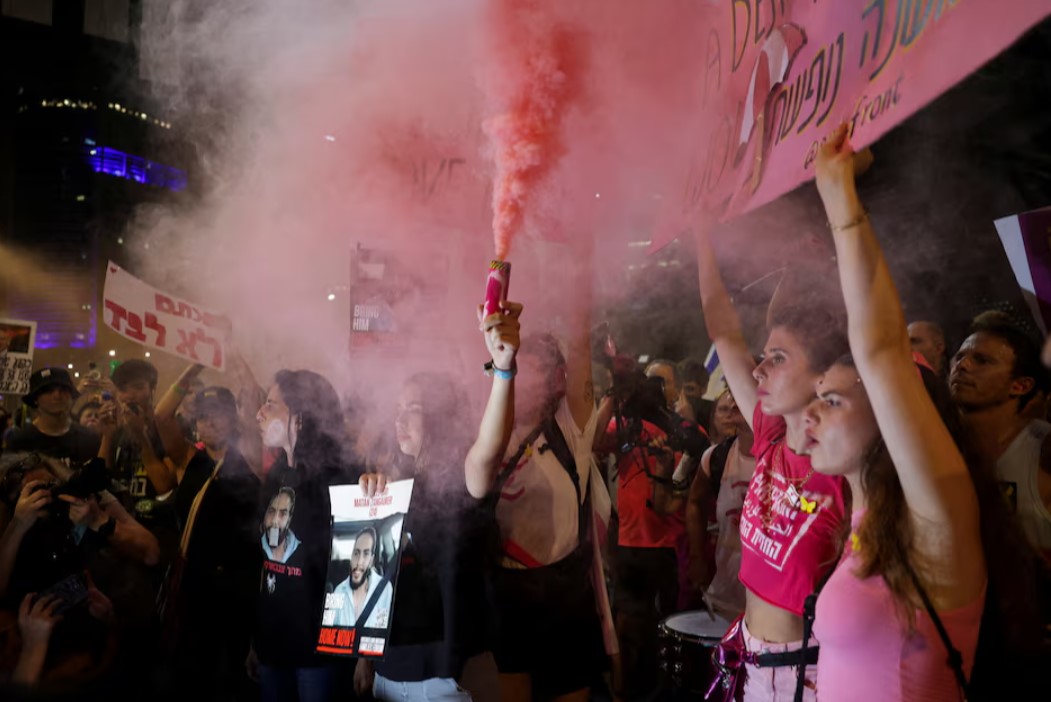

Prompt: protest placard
xmin=316 ymin=480 xmax=415 ymax=659
xmin=653 ymin=0 xmax=1051 ymax=246
xmin=0 ymin=318 xmax=36 ymax=395
xmin=102 ymin=261 xmax=228 ymax=370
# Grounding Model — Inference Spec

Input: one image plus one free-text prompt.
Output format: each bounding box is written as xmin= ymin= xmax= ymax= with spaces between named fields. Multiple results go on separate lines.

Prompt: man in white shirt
xmin=333 ymin=526 xmax=393 ymax=628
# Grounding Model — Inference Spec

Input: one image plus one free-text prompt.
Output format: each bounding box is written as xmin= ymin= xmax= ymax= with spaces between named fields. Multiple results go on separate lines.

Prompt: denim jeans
xmin=373 ymin=674 xmax=473 ymax=701
xmin=259 ymin=663 xmax=338 ymax=702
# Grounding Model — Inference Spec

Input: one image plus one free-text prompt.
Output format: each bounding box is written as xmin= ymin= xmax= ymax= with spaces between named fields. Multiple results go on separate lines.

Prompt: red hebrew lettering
xmin=104 ymin=299 xmax=129 ymax=332
xmin=176 ymin=301 xmax=203 ymax=323
xmin=144 ymin=313 xmax=167 ymax=346
xmin=175 ymin=329 xmax=200 ymax=361
xmin=125 ymin=312 xmax=147 ymax=342
xmin=174 ymin=328 xmax=223 ymax=368
xmin=155 ymin=294 xmax=176 ymax=315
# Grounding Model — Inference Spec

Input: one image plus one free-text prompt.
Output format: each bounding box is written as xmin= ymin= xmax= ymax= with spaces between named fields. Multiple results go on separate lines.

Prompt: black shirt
xmin=376 ymin=468 xmax=490 ymax=682
xmin=3 ymin=423 xmax=101 ymax=467
xmin=254 ymin=455 xmax=361 ymax=668
xmin=110 ymin=426 xmax=166 ymax=525
xmin=176 ymin=448 xmax=262 ymax=613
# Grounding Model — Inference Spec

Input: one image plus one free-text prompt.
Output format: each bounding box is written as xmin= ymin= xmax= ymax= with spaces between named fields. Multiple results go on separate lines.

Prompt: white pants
xmin=373 ymin=675 xmax=473 ymax=702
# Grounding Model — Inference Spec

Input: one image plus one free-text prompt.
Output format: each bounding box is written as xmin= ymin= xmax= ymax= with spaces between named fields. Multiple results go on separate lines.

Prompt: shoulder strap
xmin=795 ymin=555 xmax=839 ymax=702
xmin=542 ymin=417 xmax=579 ymax=494
xmin=490 ymin=422 xmax=547 ymax=500
xmin=541 ymin=416 xmax=588 ymax=537
xmin=482 ymin=421 xmax=548 ymax=534
xmin=709 ymin=435 xmax=736 ymax=499
xmin=904 ymin=560 xmax=971 ymax=699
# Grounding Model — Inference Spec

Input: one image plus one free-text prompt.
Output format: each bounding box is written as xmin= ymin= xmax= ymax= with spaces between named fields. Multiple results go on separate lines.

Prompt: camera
xmin=56 ymin=458 xmax=110 ymax=500
xmin=27 ymin=458 xmax=111 ymax=518
xmin=606 ymin=358 xmax=709 ymax=458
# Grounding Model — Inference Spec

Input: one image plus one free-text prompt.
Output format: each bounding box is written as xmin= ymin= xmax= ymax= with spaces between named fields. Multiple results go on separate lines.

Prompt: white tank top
xmin=996 ymin=419 xmax=1051 ymax=554
xmin=705 ymin=439 xmax=754 ymax=618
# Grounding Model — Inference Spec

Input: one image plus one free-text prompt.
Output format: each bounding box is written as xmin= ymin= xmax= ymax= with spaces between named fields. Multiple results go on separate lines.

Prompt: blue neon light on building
xmin=85 ymin=146 xmax=187 ymax=191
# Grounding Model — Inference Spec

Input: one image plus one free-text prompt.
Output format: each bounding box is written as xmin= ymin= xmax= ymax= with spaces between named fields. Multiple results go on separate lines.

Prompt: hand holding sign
xmin=815 ymin=124 xmax=874 ymax=225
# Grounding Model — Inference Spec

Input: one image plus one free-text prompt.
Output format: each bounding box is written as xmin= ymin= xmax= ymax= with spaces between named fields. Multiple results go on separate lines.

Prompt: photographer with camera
xmin=0 ymin=452 xmax=158 ymax=697
xmin=96 ymin=361 xmax=171 ymax=531
xmin=0 ymin=453 xmax=160 ymax=602
xmin=595 ymin=356 xmax=710 ymax=701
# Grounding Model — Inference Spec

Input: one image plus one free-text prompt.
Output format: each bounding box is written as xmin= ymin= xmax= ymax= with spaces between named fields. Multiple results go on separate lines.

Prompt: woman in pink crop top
xmin=696 ymin=198 xmax=851 ymax=699
xmin=804 ymin=127 xmax=988 ymax=701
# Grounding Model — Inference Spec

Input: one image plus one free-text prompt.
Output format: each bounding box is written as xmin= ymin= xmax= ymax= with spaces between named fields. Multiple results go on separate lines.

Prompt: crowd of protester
xmin=0 ymin=130 xmax=1050 ymax=702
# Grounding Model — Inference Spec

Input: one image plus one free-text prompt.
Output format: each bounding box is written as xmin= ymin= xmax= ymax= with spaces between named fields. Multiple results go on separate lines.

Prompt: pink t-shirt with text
xmin=737 ymin=407 xmax=846 ymax=615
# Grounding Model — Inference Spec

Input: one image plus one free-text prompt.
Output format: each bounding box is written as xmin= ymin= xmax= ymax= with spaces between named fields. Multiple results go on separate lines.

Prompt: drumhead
xmin=661 ymin=611 xmax=730 ymax=640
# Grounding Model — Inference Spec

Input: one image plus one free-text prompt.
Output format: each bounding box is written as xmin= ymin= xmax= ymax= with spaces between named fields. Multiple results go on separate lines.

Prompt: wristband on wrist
xmin=828 ymin=209 xmax=868 ymax=232
xmin=483 ymin=360 xmax=517 ymax=381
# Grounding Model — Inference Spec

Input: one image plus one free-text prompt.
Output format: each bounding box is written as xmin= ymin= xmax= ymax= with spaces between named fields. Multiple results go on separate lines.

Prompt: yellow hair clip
xmin=850 ymin=532 xmax=860 ymax=552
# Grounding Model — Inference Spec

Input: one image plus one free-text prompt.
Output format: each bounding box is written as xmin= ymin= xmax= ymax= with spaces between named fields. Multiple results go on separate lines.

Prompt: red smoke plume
xmin=483 ymin=0 xmax=583 ymax=260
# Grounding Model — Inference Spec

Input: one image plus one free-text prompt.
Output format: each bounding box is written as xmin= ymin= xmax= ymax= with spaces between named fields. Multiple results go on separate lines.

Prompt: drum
xmin=658 ymin=610 xmax=730 ymax=694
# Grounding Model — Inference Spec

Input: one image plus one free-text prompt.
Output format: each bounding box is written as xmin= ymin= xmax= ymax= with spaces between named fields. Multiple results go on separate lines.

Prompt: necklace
xmin=758 ymin=444 xmax=816 ymax=528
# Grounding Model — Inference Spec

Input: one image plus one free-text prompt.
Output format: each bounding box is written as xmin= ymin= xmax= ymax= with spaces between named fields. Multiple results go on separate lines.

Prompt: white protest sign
xmin=316 ymin=479 xmax=415 ymax=659
xmin=102 ymin=261 xmax=228 ymax=370
xmin=0 ymin=318 xmax=37 ymax=394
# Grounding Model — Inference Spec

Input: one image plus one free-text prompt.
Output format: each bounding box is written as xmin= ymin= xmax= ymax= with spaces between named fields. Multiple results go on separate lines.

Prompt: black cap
xmin=23 ymin=368 xmax=80 ymax=407
xmin=194 ymin=386 xmax=238 ymax=419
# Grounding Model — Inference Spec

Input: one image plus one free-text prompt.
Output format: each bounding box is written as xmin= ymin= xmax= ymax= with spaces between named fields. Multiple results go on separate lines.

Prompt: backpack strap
xmin=708 ymin=435 xmax=736 ymax=501
xmin=904 ymin=560 xmax=972 ymax=699
xmin=540 ymin=416 xmax=588 ymax=538
xmin=795 ymin=557 xmax=837 ymax=702
xmin=487 ymin=422 xmax=546 ymax=498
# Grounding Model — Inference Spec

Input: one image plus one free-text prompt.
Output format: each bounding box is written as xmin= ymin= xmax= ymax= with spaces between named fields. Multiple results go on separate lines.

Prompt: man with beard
xmin=333 ymin=526 xmax=392 ymax=628
xmin=950 ymin=311 xmax=1051 ymax=559
xmin=262 ymin=487 xmax=299 ymax=564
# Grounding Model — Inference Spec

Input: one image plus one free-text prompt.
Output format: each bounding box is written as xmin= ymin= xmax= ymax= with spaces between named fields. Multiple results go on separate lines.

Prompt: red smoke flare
xmin=483 ymin=0 xmax=582 ymax=260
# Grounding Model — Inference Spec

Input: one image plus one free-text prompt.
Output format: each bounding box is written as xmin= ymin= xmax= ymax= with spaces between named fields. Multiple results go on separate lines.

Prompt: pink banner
xmin=659 ymin=0 xmax=1051 ymax=246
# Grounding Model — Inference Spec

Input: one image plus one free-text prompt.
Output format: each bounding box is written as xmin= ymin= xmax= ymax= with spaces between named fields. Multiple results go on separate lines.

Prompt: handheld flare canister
xmin=482 ymin=260 xmax=511 ymax=320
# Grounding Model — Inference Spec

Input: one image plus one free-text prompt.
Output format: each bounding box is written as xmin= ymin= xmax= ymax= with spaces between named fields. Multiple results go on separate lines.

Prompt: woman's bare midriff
xmin=743 ymin=589 xmax=804 ymax=643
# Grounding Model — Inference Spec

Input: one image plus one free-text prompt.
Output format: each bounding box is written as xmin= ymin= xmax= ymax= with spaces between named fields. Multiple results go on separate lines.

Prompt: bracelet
xmin=483 ymin=360 xmax=517 ymax=381
xmin=172 ymin=384 xmax=189 ymax=396
xmin=828 ymin=209 xmax=868 ymax=232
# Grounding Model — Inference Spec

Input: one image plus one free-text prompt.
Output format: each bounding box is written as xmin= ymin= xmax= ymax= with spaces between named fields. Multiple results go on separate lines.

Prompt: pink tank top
xmin=814 ymin=512 xmax=985 ymax=702
xmin=737 ymin=408 xmax=846 ymax=615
